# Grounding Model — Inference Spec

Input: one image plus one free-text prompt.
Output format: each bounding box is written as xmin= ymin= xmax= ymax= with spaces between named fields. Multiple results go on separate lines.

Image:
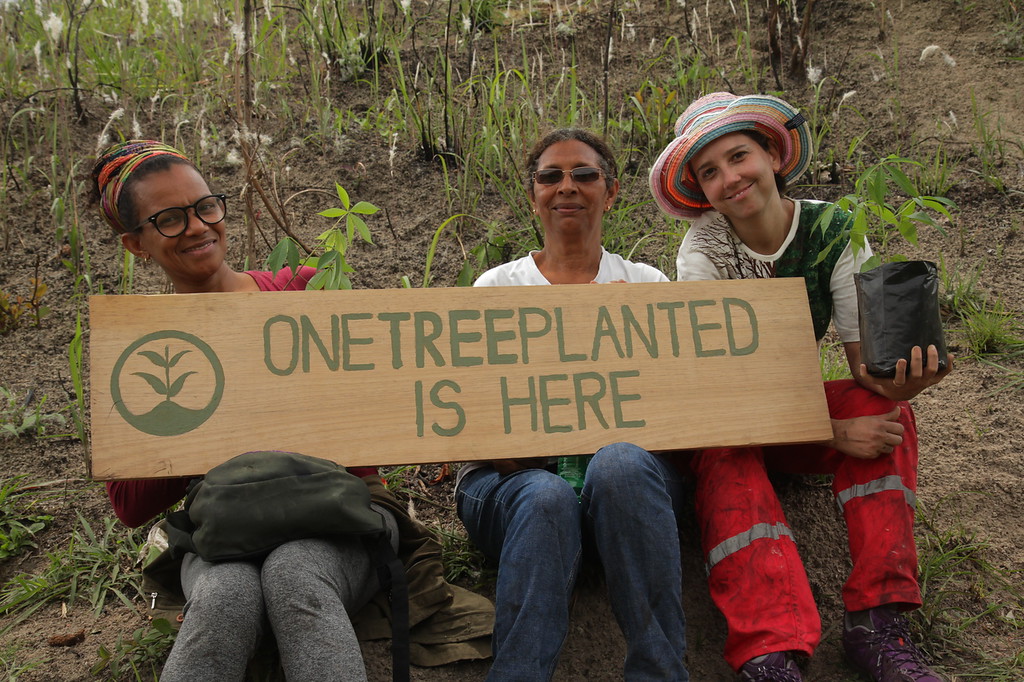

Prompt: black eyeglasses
xmin=136 ymin=194 xmax=228 ymax=238
xmin=532 ymin=167 xmax=605 ymax=185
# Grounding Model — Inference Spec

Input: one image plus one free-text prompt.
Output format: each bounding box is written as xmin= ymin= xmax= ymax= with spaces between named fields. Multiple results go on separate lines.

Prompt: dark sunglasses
xmin=136 ymin=194 xmax=228 ymax=238
xmin=532 ymin=167 xmax=604 ymax=185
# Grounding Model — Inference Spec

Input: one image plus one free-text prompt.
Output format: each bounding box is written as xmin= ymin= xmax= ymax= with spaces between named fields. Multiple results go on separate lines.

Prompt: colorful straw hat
xmin=649 ymin=92 xmax=812 ymax=218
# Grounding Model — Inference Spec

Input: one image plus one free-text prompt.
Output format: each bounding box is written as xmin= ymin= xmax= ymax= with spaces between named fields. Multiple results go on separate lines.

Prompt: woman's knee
xmin=508 ymin=470 xmax=579 ymax=521
xmin=183 ymin=559 xmax=264 ymax=623
xmin=264 ymin=538 xmax=369 ymax=584
xmin=825 ymin=378 xmax=915 ymax=421
xmin=589 ymin=442 xmax=652 ymax=481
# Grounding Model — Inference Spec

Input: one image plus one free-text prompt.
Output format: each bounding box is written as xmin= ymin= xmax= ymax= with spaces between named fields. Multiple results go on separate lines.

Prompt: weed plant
xmin=0 ymin=476 xmax=54 ymax=560
xmin=67 ymin=314 xmax=88 ymax=445
xmin=970 ymin=92 xmax=1010 ymax=194
xmin=959 ymin=298 xmax=1024 ymax=357
xmin=92 ymin=617 xmax=176 ymax=681
xmin=0 ymin=278 xmax=50 ymax=335
xmin=433 ymin=525 xmax=489 ymax=586
xmin=938 ymin=259 xmax=1024 ymax=358
xmin=915 ymin=499 xmax=1024 ymax=675
xmin=818 ymin=340 xmax=852 ymax=382
xmin=0 ymin=387 xmax=66 ymax=439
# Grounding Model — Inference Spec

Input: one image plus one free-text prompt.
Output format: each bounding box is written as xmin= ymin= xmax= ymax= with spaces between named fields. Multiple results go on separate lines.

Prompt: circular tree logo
xmin=110 ymin=331 xmax=225 ymax=437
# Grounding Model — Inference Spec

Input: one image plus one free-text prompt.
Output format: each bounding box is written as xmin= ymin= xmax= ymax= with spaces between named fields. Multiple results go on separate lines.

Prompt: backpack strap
xmin=375 ymin=535 xmax=410 ymax=682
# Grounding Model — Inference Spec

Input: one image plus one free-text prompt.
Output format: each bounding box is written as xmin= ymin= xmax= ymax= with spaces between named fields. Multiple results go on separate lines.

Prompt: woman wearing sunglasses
xmin=91 ymin=140 xmax=394 ymax=681
xmin=455 ymin=129 xmax=690 ymax=681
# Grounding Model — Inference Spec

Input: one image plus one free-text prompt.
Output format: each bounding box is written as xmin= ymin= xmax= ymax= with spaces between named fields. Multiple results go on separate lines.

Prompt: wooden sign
xmin=89 ymin=279 xmax=832 ymax=479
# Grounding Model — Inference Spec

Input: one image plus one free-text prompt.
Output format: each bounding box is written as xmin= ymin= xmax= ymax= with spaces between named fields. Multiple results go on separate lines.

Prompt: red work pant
xmin=690 ymin=379 xmax=921 ymax=671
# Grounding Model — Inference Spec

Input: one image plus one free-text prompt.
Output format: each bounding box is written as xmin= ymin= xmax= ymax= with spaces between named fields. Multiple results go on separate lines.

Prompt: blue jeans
xmin=456 ymin=443 xmax=689 ymax=681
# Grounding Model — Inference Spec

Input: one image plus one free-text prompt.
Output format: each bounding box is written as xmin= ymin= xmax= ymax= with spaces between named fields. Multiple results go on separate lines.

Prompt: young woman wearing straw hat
xmin=650 ymin=94 xmax=953 ymax=682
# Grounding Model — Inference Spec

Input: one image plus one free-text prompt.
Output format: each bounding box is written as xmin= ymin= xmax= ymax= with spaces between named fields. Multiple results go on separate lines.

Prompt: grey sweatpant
xmin=160 ymin=506 xmax=398 ymax=682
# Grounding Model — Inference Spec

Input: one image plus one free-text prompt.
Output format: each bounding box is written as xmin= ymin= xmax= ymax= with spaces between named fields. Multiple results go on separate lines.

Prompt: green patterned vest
xmin=776 ymin=201 xmax=852 ymax=341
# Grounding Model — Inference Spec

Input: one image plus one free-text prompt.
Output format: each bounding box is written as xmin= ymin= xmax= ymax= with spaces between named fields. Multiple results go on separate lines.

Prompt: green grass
xmin=433 ymin=525 xmax=490 ymax=586
xmin=915 ymin=498 xmax=1024 ymax=677
xmin=0 ymin=513 xmax=146 ymax=635
xmin=0 ymin=644 xmax=47 ymax=680
xmin=819 ymin=340 xmax=852 ymax=381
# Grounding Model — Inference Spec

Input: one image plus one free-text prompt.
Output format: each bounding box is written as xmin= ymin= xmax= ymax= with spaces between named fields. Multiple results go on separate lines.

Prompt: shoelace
xmin=746 ymin=667 xmax=800 ymax=682
xmin=743 ymin=659 xmax=801 ymax=682
xmin=868 ymin=618 xmax=933 ymax=674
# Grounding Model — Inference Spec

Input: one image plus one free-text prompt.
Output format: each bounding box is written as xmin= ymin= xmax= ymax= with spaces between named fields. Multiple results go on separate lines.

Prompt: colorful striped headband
xmin=649 ymin=93 xmax=812 ymax=219
xmin=93 ymin=140 xmax=192 ymax=234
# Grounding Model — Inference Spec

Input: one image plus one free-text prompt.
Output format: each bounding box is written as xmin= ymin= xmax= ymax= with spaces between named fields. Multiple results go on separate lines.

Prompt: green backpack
xmin=164 ymin=451 xmax=409 ymax=682
xmin=164 ymin=450 xmax=384 ymax=561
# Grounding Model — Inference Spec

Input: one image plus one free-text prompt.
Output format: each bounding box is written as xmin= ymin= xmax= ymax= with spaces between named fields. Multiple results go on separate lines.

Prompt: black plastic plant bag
xmin=854 ymin=260 xmax=948 ymax=378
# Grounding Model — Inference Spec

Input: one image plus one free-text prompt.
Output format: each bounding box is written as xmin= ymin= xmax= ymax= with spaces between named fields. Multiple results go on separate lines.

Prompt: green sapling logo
xmin=110 ymin=331 xmax=225 ymax=436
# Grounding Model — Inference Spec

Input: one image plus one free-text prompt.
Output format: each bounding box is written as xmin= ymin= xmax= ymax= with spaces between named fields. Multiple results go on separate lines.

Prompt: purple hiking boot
xmin=843 ymin=607 xmax=947 ymax=681
xmin=738 ymin=652 xmax=803 ymax=681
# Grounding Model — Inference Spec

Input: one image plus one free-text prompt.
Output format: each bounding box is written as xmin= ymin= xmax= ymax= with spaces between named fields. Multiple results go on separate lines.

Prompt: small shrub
xmin=0 ymin=387 xmax=67 ymax=439
xmin=0 ymin=477 xmax=54 ymax=560
xmin=0 ymin=278 xmax=49 ymax=334
xmin=91 ymin=617 xmax=176 ymax=680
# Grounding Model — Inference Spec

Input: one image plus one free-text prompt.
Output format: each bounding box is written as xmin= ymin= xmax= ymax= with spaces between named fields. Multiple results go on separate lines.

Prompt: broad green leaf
xmin=456 ymin=259 xmax=475 ymax=287
xmin=907 ymin=210 xmax=938 ymax=227
xmin=267 ymin=239 xmax=299 ymax=275
xmin=335 ymin=183 xmax=351 ymax=209
xmin=318 ymin=207 xmax=346 ymax=218
xmin=897 ymin=219 xmax=920 ymax=245
xmin=886 ymin=163 xmax=918 ymax=196
xmin=813 ymin=203 xmax=838 ymax=237
xmin=320 ymin=231 xmax=343 ymax=252
xmin=860 ymin=254 xmax=883 ymax=272
xmin=812 ymin=234 xmax=839 ymax=265
xmin=308 ymin=270 xmax=329 ymax=290
xmin=318 ymin=250 xmax=340 ymax=270
xmin=868 ymin=167 xmax=887 ymax=204
xmin=349 ymin=214 xmax=371 ymax=243
xmin=921 ymin=198 xmax=954 ymax=222
xmin=851 ymin=229 xmax=867 ymax=252
xmin=350 ymin=201 xmax=379 ymax=215
xmin=853 ymin=209 xmax=868 ymax=238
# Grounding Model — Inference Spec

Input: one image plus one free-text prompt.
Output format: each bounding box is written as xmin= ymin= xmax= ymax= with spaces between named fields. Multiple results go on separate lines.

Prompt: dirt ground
xmin=1 ymin=0 xmax=1023 ymax=679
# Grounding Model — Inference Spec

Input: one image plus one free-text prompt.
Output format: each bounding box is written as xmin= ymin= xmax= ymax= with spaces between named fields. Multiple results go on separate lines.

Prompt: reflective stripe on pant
xmin=691 ymin=379 xmax=922 ymax=671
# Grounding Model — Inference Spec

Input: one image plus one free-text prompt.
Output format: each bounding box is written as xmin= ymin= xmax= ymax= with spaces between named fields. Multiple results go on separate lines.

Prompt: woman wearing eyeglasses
xmin=91 ymin=140 xmax=390 ymax=681
xmin=455 ymin=129 xmax=690 ymax=681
